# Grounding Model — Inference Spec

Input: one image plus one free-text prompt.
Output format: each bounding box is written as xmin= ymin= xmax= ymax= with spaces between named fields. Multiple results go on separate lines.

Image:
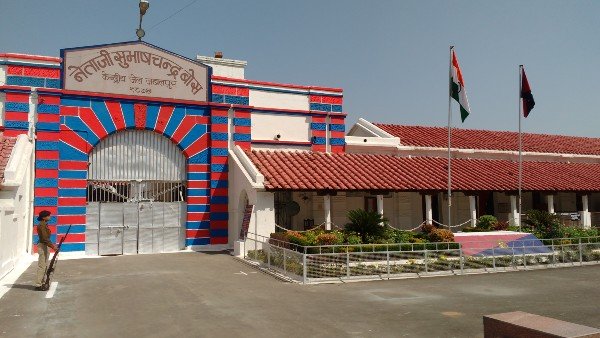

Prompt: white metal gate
xmin=85 ymin=130 xmax=187 ymax=255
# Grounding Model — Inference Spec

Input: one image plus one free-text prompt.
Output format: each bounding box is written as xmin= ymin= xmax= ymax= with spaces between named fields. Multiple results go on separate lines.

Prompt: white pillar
xmin=469 ymin=195 xmax=477 ymax=227
xmin=510 ymin=195 xmax=519 ymax=227
xmin=582 ymin=195 xmax=590 ymax=229
xmin=324 ymin=195 xmax=331 ymax=230
xmin=547 ymin=195 xmax=554 ymax=214
xmin=376 ymin=194 xmax=384 ymax=225
xmin=424 ymin=194 xmax=433 ymax=224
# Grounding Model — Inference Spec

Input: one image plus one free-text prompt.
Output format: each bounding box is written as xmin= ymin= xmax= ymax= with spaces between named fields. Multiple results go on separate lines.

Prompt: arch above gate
xmin=88 ymin=129 xmax=186 ymax=181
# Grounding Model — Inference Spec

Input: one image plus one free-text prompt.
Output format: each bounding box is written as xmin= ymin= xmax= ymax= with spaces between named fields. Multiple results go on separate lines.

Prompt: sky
xmin=0 ymin=0 xmax=598 ymax=137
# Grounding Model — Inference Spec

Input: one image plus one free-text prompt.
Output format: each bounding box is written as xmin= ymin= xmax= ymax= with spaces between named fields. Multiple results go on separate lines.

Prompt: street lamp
xmin=136 ymin=0 xmax=150 ymax=41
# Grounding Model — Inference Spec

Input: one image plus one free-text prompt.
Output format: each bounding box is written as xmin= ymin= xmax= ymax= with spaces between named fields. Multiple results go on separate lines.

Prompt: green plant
xmin=345 ymin=209 xmax=388 ymax=242
xmin=345 ymin=233 xmax=362 ymax=245
xmin=476 ymin=215 xmax=498 ymax=230
xmin=523 ymin=210 xmax=562 ymax=238
xmin=428 ymin=229 xmax=455 ymax=242
xmin=286 ymin=231 xmax=309 ymax=246
xmin=316 ymin=233 xmax=341 ymax=245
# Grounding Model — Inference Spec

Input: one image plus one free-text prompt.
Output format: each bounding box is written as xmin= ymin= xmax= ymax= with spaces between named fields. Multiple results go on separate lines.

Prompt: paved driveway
xmin=0 ymin=252 xmax=598 ymax=337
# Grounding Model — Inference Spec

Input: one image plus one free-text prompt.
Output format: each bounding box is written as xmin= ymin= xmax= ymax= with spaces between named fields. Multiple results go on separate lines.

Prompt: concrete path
xmin=0 ymin=252 xmax=598 ymax=337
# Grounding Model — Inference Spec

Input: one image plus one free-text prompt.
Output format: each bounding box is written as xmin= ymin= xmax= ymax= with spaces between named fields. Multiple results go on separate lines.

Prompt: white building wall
xmin=249 ymin=89 xmax=309 ymax=111
xmin=0 ymin=135 xmax=34 ymax=280
xmin=251 ymin=113 xmax=311 ymax=143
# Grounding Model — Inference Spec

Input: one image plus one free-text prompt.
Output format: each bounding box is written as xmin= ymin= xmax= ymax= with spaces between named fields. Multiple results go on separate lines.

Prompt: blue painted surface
xmin=145 ymin=104 xmax=161 ymax=130
xmin=331 ymin=104 xmax=343 ymax=112
xmin=224 ymin=95 xmax=249 ymax=105
xmin=91 ymin=100 xmax=117 ymax=134
xmin=211 ymin=94 xmax=224 ymax=102
xmin=162 ymin=106 xmax=186 ymax=138
xmin=210 ymin=196 xmax=228 ymax=204
xmin=58 ymin=189 xmax=86 ymax=197
xmin=210 ymin=180 xmax=228 ymax=188
xmin=179 ymin=124 xmax=207 ymax=150
xmin=188 ymin=204 xmax=210 ymax=212
xmin=61 ymin=97 xmax=91 ymax=107
xmin=212 ymin=148 xmax=228 ymax=156
xmin=186 ymin=238 xmax=210 ymax=246
xmin=186 ymin=107 xmax=208 ymax=116
xmin=310 ymin=123 xmax=327 ymax=130
xmin=34 ymin=197 xmax=58 ymax=206
xmin=210 ymin=229 xmax=228 ymax=237
xmin=210 ymin=212 xmax=229 ymax=221
xmin=186 ymin=221 xmax=210 ymax=230
xmin=233 ymin=134 xmax=250 ymax=141
xmin=4 ymin=121 xmax=29 ymax=129
xmin=187 ymin=172 xmax=209 ymax=181
xmin=59 ymin=170 xmax=87 ymax=179
xmin=61 ymin=243 xmax=86 ymax=252
xmin=310 ymin=103 xmax=331 ymax=111
xmin=211 ymin=164 xmax=228 ymax=172
xmin=233 ymin=117 xmax=251 ymax=126
xmin=58 ymin=206 xmax=86 ymax=215
xmin=329 ymin=124 xmax=345 ymax=132
xmin=119 ymin=102 xmax=135 ymax=128
xmin=211 ymin=132 xmax=228 ymax=141
xmin=5 ymin=102 xmax=29 ymax=112
xmin=211 ymin=116 xmax=228 ymax=124
xmin=35 ymin=178 xmax=58 ymax=188
xmin=188 ymin=149 xmax=209 ymax=164
xmin=33 ymin=234 xmax=57 ymax=244
xmin=188 ymin=189 xmax=210 ymax=197
xmin=64 ymin=116 xmax=100 ymax=145
xmin=35 ymin=160 xmax=59 ymax=169
xmin=37 ymin=104 xmax=60 ymax=114
xmin=59 ymin=225 xmax=86 ymax=233
xmin=312 ymin=137 xmax=326 ymax=145
xmin=45 ymin=79 xmax=61 ymax=88
xmin=330 ymin=138 xmax=346 ymax=145
xmin=6 ymin=76 xmax=44 ymax=87
xmin=37 ymin=122 xmax=60 ymax=131
xmin=36 ymin=141 xmax=59 ymax=151
xmin=59 ymin=142 xmax=88 ymax=161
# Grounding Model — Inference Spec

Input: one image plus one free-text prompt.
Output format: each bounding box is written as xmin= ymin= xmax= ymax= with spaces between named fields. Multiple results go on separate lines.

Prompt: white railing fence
xmin=243 ymin=233 xmax=600 ymax=284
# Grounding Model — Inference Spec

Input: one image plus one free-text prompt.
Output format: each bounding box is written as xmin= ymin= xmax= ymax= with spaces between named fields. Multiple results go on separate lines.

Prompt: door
xmin=86 ymin=130 xmax=188 ymax=255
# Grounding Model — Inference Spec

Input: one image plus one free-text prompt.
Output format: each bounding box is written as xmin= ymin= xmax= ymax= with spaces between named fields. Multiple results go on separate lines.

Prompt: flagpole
xmin=518 ymin=65 xmax=523 ymax=231
xmin=447 ymin=46 xmax=454 ymax=231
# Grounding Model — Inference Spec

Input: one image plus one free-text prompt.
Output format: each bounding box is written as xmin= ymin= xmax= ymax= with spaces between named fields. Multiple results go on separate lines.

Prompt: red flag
xmin=521 ymin=67 xmax=535 ymax=118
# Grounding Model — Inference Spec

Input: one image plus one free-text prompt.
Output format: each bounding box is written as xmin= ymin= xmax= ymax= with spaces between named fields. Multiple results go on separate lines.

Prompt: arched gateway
xmin=86 ymin=130 xmax=187 ymax=255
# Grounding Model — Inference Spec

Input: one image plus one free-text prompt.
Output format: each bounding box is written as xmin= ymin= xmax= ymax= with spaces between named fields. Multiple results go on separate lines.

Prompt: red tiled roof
xmin=249 ymin=150 xmax=600 ymax=192
xmin=0 ymin=133 xmax=16 ymax=182
xmin=375 ymin=124 xmax=600 ymax=156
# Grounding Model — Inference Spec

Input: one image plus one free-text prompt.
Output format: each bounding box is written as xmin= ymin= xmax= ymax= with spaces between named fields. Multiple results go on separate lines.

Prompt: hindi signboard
xmin=62 ymin=42 xmax=209 ymax=102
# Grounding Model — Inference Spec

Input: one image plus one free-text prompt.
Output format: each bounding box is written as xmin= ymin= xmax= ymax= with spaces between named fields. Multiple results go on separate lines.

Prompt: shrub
xmin=345 ymin=209 xmax=388 ymax=242
xmin=269 ymin=232 xmax=289 ymax=243
xmin=316 ymin=233 xmax=341 ymax=245
xmin=428 ymin=229 xmax=455 ymax=242
xmin=523 ymin=210 xmax=562 ymax=238
xmin=561 ymin=226 xmax=599 ymax=239
xmin=476 ymin=215 xmax=498 ymax=230
xmin=287 ymin=231 xmax=309 ymax=246
xmin=492 ymin=221 xmax=509 ymax=231
xmin=421 ymin=223 xmax=436 ymax=234
xmin=345 ymin=233 xmax=362 ymax=245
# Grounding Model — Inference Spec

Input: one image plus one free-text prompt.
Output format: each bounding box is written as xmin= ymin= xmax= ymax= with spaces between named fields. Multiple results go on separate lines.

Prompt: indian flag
xmin=450 ymin=49 xmax=471 ymax=122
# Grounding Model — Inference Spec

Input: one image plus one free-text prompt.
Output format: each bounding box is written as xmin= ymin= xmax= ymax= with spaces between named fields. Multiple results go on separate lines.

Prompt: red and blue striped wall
xmin=6 ymin=65 xmax=60 ymax=89
xmin=309 ymin=95 xmax=345 ymax=153
xmin=24 ymin=91 xmax=226 ymax=252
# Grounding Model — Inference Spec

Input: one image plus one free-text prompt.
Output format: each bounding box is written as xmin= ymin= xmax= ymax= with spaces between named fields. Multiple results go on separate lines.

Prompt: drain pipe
xmin=26 ymin=88 xmax=38 ymax=254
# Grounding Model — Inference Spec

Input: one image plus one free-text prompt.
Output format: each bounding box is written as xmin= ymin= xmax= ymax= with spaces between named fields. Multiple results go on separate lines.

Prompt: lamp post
xmin=136 ymin=0 xmax=150 ymax=41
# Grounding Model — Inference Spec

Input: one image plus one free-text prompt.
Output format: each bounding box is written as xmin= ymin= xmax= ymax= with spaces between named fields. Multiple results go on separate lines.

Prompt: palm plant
xmin=345 ymin=209 xmax=388 ymax=242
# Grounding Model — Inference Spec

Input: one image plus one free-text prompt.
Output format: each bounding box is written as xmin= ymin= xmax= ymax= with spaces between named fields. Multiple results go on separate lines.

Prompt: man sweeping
xmin=35 ymin=210 xmax=57 ymax=291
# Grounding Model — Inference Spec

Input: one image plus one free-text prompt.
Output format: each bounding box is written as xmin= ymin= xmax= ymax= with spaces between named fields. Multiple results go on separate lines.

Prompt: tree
xmin=345 ymin=209 xmax=388 ymax=242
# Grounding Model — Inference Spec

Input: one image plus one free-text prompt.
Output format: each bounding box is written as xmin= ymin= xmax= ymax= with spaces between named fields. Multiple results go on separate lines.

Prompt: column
xmin=376 ymin=194 xmax=384 ymax=225
xmin=424 ymin=194 xmax=433 ymax=224
xmin=547 ymin=195 xmax=555 ymax=214
xmin=582 ymin=195 xmax=590 ymax=229
xmin=324 ymin=194 xmax=331 ymax=230
xmin=469 ymin=195 xmax=477 ymax=227
xmin=510 ymin=195 xmax=519 ymax=227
